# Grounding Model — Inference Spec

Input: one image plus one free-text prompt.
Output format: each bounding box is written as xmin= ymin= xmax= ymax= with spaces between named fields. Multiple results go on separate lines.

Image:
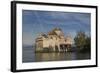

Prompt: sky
xmin=22 ymin=10 xmax=91 ymax=46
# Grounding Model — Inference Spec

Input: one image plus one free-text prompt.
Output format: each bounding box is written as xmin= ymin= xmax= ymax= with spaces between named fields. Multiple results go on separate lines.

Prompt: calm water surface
xmin=22 ymin=46 xmax=90 ymax=63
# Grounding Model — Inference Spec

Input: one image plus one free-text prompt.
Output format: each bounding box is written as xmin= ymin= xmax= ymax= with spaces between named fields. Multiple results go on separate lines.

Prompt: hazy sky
xmin=22 ymin=10 xmax=91 ymax=46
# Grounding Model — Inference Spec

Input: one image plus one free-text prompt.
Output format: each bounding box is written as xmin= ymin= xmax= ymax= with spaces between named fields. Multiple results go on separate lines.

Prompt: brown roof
xmin=48 ymin=27 xmax=62 ymax=35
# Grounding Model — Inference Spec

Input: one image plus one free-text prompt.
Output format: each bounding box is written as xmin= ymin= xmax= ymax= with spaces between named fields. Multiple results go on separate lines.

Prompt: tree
xmin=74 ymin=31 xmax=87 ymax=50
xmin=74 ymin=31 xmax=91 ymax=52
xmin=84 ymin=37 xmax=91 ymax=52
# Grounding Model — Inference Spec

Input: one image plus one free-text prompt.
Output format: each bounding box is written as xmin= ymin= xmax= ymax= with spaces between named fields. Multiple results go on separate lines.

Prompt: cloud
xmin=22 ymin=10 xmax=91 ymax=46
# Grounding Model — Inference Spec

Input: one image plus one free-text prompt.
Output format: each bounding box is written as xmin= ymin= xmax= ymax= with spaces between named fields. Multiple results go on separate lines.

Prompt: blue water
xmin=22 ymin=46 xmax=90 ymax=63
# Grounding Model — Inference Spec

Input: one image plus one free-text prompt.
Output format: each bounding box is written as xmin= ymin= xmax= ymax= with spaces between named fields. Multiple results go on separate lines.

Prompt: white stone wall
xmin=35 ymin=29 xmax=73 ymax=52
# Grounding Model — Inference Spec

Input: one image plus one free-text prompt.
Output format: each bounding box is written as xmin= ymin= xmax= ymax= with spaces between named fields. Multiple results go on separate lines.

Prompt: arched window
xmin=51 ymin=37 xmax=53 ymax=39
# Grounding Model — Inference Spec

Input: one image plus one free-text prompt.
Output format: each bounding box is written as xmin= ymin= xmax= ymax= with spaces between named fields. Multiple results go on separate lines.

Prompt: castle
xmin=35 ymin=28 xmax=73 ymax=52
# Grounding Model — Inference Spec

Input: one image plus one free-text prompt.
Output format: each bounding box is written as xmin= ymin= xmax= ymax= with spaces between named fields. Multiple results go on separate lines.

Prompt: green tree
xmin=74 ymin=31 xmax=91 ymax=52
xmin=84 ymin=37 xmax=91 ymax=52
xmin=74 ymin=31 xmax=87 ymax=50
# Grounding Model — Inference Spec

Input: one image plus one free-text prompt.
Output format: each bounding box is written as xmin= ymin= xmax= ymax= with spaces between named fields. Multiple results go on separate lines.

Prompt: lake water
xmin=22 ymin=46 xmax=90 ymax=63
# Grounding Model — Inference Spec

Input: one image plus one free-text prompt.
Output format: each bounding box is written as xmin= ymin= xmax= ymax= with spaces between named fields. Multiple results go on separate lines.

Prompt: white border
xmin=16 ymin=4 xmax=96 ymax=70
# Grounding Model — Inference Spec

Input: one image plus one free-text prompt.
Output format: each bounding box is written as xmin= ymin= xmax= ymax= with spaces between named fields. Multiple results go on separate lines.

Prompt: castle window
xmin=51 ymin=37 xmax=53 ymax=39
xmin=56 ymin=37 xmax=57 ymax=40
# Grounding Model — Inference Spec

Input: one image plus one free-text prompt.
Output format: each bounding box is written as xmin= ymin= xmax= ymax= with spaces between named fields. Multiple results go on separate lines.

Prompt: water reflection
xmin=22 ymin=46 xmax=90 ymax=63
xmin=35 ymin=52 xmax=90 ymax=62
